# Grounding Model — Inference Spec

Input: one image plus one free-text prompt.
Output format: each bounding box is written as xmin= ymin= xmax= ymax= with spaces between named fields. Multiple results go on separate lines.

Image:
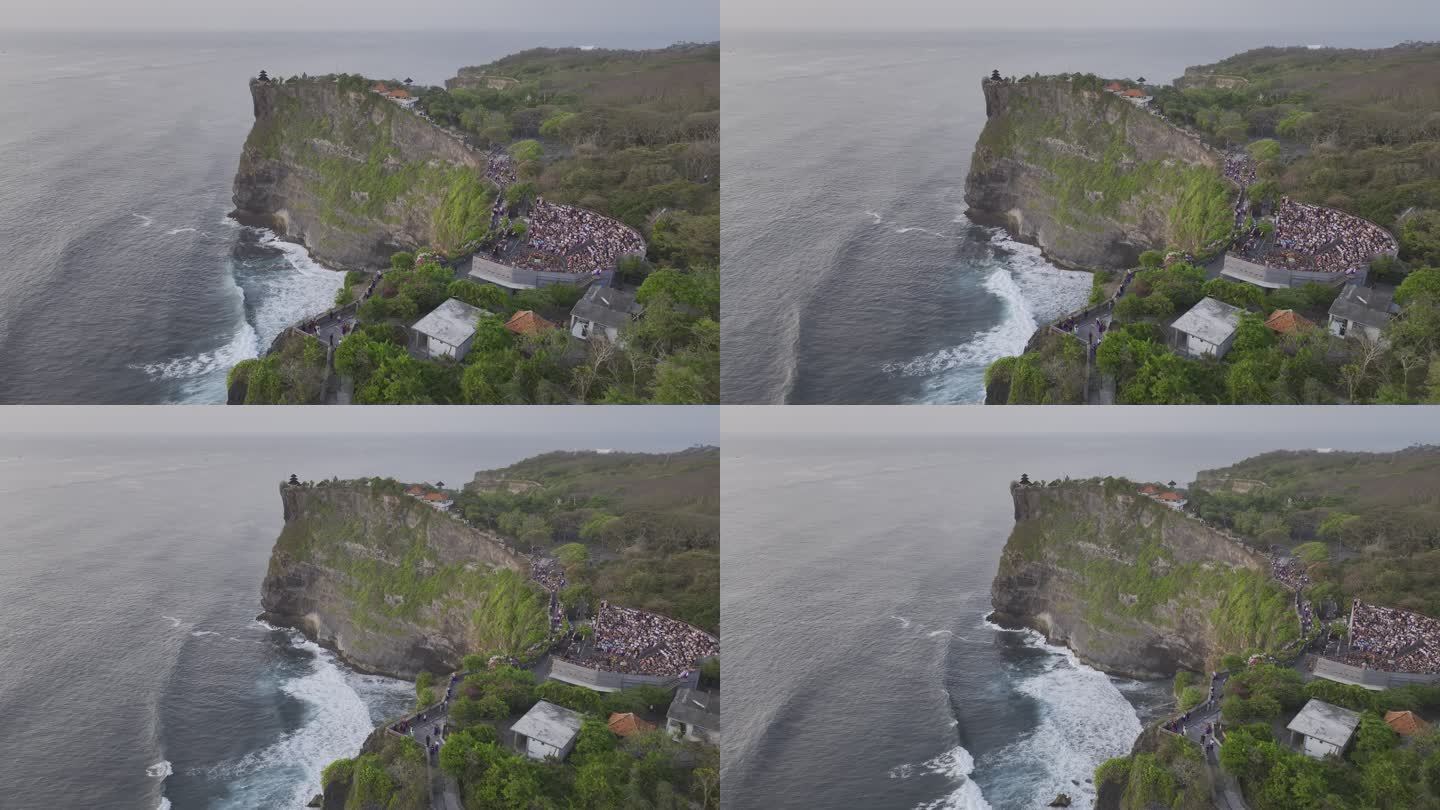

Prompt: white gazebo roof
xmin=411 ymin=298 xmax=489 ymax=347
xmin=511 ymin=700 xmax=583 ymax=749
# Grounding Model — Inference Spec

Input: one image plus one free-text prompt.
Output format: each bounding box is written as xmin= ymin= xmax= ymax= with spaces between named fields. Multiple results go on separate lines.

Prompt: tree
xmin=1139 ymin=250 xmax=1165 ymax=269
xmin=1399 ymin=209 xmax=1440 ymax=267
xmin=390 ymin=251 xmax=416 ymax=272
xmin=555 ymin=542 xmax=589 ymax=568
xmin=1396 ymin=267 xmax=1440 ymax=306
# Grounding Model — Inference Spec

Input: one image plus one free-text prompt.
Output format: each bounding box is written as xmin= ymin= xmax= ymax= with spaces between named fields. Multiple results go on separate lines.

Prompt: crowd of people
xmin=558 ymin=601 xmax=719 ymax=676
xmin=1224 ymin=153 xmax=1256 ymax=187
xmin=1235 ymin=198 xmax=1395 ymax=275
xmin=530 ymin=558 xmax=567 ymax=593
xmin=1270 ymin=554 xmax=1311 ymax=593
xmin=1343 ymin=600 xmax=1440 ymax=674
xmin=525 ymin=200 xmax=646 ymax=274
xmin=486 ymin=151 xmax=517 ymax=188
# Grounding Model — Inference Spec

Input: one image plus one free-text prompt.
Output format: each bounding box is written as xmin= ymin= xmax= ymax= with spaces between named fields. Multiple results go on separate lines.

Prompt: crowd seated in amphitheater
xmin=1234 ymin=198 xmax=1394 ymax=275
xmin=557 ymin=601 xmax=718 ymax=677
xmin=1343 ymin=600 xmax=1440 ymax=674
xmin=1271 ymin=554 xmax=1311 ymax=592
xmin=524 ymin=200 xmax=646 ymax=275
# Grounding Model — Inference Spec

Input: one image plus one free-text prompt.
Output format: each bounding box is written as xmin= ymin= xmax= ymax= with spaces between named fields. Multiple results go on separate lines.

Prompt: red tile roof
xmin=1264 ymin=309 xmax=1314 ymax=335
xmin=1385 ymin=710 xmax=1429 ymax=736
xmin=607 ymin=712 xmax=656 ymax=737
xmin=1158 ymin=491 xmax=1184 ymax=502
xmin=1105 ymin=82 xmax=1124 ymax=92
xmin=1140 ymin=484 xmax=1159 ymax=495
xmin=423 ymin=492 xmax=448 ymax=502
xmin=405 ymin=485 xmax=425 ymax=496
xmin=1123 ymin=88 xmax=1146 ymax=98
xmin=505 ymin=310 xmax=556 ymax=336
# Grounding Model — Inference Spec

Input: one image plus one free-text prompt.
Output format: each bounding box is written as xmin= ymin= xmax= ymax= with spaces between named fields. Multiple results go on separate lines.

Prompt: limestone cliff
xmin=231 ymin=78 xmax=490 ymax=271
xmin=989 ymin=482 xmax=1296 ymax=678
xmin=964 ymin=78 xmax=1233 ymax=269
xmin=259 ymin=481 xmax=547 ymax=679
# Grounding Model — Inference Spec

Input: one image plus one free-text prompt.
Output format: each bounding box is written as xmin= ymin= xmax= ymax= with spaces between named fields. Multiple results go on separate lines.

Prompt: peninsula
xmin=977 ymin=43 xmax=1440 ymax=405
xmin=266 ymin=448 xmax=720 ymax=809
xmin=226 ymin=44 xmax=720 ymax=405
xmin=991 ymin=447 xmax=1440 ymax=809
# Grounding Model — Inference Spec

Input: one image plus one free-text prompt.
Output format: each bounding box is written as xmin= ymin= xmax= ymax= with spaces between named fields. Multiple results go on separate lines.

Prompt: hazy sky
xmin=0 ymin=405 xmax=718 ymax=439
xmin=722 ymin=0 xmax=1440 ymax=33
xmin=723 ymin=406 xmax=1440 ymax=443
xmin=0 ymin=0 xmax=717 ymax=34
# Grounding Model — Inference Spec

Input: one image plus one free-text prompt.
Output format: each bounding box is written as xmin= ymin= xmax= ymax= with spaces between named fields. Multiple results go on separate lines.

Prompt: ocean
xmin=719 ymin=29 xmax=1421 ymax=403
xmin=0 ymin=426 xmax=709 ymax=809
xmin=0 ymin=29 xmax=696 ymax=404
xmin=719 ymin=418 xmax=1437 ymax=809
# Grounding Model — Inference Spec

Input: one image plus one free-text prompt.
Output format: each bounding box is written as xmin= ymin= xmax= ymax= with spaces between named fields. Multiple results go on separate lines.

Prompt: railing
xmin=1310 ymin=656 xmax=1440 ymax=690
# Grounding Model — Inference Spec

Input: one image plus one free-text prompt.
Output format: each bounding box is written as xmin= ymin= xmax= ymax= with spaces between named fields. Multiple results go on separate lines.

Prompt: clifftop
xmin=260 ymin=480 xmax=545 ymax=679
xmin=991 ymin=481 xmax=1295 ymax=678
xmin=231 ymin=77 xmax=490 ymax=271
xmin=964 ymin=77 xmax=1233 ymax=269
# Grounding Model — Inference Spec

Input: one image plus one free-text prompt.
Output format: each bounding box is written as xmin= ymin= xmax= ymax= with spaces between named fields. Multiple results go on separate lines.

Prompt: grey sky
xmin=1 ymin=0 xmax=716 ymax=34
xmin=723 ymin=406 xmax=1440 ymax=443
xmin=722 ymin=0 xmax=1440 ymax=33
xmin=0 ymin=405 xmax=718 ymax=439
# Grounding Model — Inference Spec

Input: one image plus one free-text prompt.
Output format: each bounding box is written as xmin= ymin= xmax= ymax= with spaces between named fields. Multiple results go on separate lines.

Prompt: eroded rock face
xmin=231 ymin=79 xmax=487 ymax=271
xmin=260 ymin=483 xmax=530 ymax=679
xmin=964 ymin=79 xmax=1230 ymax=270
xmin=990 ymin=483 xmax=1282 ymax=679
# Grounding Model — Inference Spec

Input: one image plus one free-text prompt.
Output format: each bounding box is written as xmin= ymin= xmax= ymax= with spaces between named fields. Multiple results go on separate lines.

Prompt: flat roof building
xmin=1287 ymin=699 xmax=1361 ymax=759
xmin=511 ymin=700 xmax=584 ymax=761
xmin=1328 ymin=285 xmax=1396 ymax=343
xmin=666 ymin=687 xmax=719 ymax=745
xmin=410 ymin=298 xmax=490 ymax=361
xmin=570 ymin=286 xmax=642 ymax=342
xmin=1171 ymin=297 xmax=1243 ymax=359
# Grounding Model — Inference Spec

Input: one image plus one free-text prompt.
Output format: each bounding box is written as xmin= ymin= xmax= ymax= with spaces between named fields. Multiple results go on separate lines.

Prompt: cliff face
xmin=990 ymin=483 xmax=1295 ymax=679
xmin=260 ymin=483 xmax=543 ymax=679
xmin=232 ymin=79 xmax=489 ymax=271
xmin=964 ymin=79 xmax=1233 ymax=269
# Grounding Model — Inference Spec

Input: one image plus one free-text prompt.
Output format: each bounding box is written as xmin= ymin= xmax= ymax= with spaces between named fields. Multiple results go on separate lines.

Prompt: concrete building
xmin=511 ymin=700 xmax=583 ymax=761
xmin=666 ymin=687 xmax=720 ymax=745
xmin=470 ymin=255 xmax=588 ymax=291
xmin=1328 ymin=285 xmax=1396 ymax=342
xmin=570 ymin=286 xmax=642 ymax=342
xmin=1170 ymin=297 xmax=1243 ymax=359
xmin=409 ymin=298 xmax=490 ymax=360
xmin=1287 ymin=699 xmax=1360 ymax=759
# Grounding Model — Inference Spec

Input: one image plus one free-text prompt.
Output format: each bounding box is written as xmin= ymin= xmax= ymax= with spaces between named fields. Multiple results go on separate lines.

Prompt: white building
xmin=511 ymin=700 xmax=583 ymax=761
xmin=1327 ymin=285 xmax=1395 ymax=343
xmin=570 ymin=286 xmax=642 ymax=342
xmin=666 ymin=687 xmax=719 ymax=745
xmin=1170 ymin=297 xmax=1243 ymax=359
xmin=410 ymin=298 xmax=490 ymax=360
xmin=1287 ymin=699 xmax=1360 ymax=759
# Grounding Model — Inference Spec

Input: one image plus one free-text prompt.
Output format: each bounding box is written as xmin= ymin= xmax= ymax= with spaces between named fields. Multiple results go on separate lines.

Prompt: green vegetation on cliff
xmin=1156 ymin=43 xmax=1440 ymax=232
xmin=420 ymin=44 xmax=720 ymax=271
xmin=1102 ymin=663 xmax=1440 ymax=810
xmin=1189 ymin=446 xmax=1440 ymax=617
xmin=973 ymin=78 xmax=1233 ymax=254
xmin=1003 ymin=482 xmax=1297 ymax=657
xmin=227 ymin=329 xmax=328 ymax=405
xmin=321 ymin=734 xmax=428 ymax=810
xmin=418 ymin=665 xmax=719 ymax=810
xmin=272 ymin=485 xmax=550 ymax=655
xmin=457 ymin=448 xmax=719 ymax=632
xmin=991 ymin=260 xmax=1440 ymax=405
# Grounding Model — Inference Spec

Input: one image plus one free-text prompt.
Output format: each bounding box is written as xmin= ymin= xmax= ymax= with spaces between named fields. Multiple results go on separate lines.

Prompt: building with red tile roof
xmin=423 ymin=492 xmax=448 ymax=502
xmin=1158 ymin=491 xmax=1184 ymax=502
xmin=1140 ymin=484 xmax=1159 ymax=495
xmin=606 ymin=712 xmax=656 ymax=737
xmin=1264 ymin=309 xmax=1315 ymax=335
xmin=405 ymin=484 xmax=426 ymax=496
xmin=505 ymin=310 xmax=556 ymax=337
xmin=1385 ymin=710 xmax=1429 ymax=736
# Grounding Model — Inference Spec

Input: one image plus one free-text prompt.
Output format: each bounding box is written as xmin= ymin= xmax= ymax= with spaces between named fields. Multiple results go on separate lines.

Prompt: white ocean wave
xmin=890 ymin=745 xmax=993 ymax=810
xmin=145 ymin=760 xmax=172 ymax=778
